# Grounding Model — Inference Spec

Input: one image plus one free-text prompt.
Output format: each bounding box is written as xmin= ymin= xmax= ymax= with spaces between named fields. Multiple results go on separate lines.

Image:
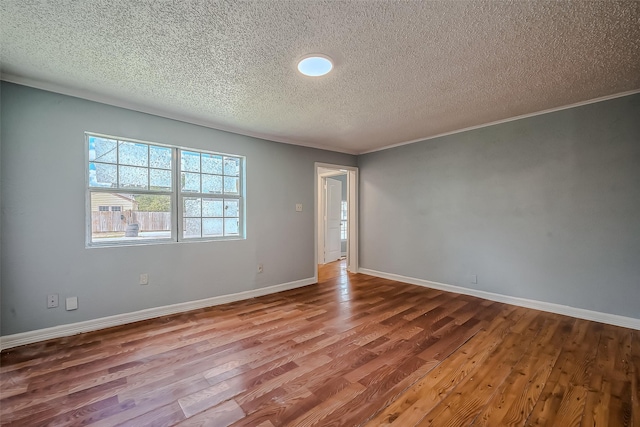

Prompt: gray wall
xmin=359 ymin=93 xmax=640 ymax=319
xmin=0 ymin=82 xmax=356 ymax=335
xmin=333 ymin=174 xmax=348 ymax=253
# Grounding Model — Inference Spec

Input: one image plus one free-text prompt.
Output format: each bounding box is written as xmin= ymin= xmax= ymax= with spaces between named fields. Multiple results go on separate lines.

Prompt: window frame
xmin=340 ymin=200 xmax=348 ymax=240
xmin=177 ymin=149 xmax=244 ymax=241
xmin=85 ymin=132 xmax=245 ymax=247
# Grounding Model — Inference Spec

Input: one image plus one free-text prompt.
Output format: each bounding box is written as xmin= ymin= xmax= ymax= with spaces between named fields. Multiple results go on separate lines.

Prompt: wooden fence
xmin=92 ymin=212 xmax=172 ymax=232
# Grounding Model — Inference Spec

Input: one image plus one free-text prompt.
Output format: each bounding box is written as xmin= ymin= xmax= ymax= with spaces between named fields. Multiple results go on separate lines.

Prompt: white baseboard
xmin=0 ymin=277 xmax=316 ymax=351
xmin=358 ymin=268 xmax=640 ymax=331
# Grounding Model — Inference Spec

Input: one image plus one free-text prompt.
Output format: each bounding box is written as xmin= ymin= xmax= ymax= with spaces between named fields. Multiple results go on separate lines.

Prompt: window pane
xmin=184 ymin=218 xmax=201 ymax=238
xmin=181 ymin=172 xmax=200 ymax=192
xmin=150 ymin=169 xmax=172 ymax=191
xmin=183 ymin=197 xmax=201 ymax=217
xmin=224 ymin=199 xmax=239 ymax=217
xmin=224 ymin=218 xmax=239 ymax=236
xmin=90 ymin=193 xmax=172 ymax=243
xmin=119 ymin=142 xmax=148 ymax=167
xmin=90 ymin=137 xmax=117 ymax=163
xmin=202 ymin=174 xmax=223 ymax=194
xmin=181 ymin=151 xmax=200 ymax=172
xmin=223 ymin=176 xmax=239 ymax=194
xmin=90 ymin=162 xmax=117 ymax=187
xmin=120 ymin=166 xmax=148 ymax=189
xmin=203 ymin=198 xmax=223 ymax=217
xmin=224 ymin=157 xmax=240 ymax=176
xmin=203 ymin=218 xmax=223 ymax=237
xmin=150 ymin=146 xmax=172 ymax=169
xmin=135 ymin=194 xmax=171 ymax=213
xmin=202 ymin=154 xmax=223 ymax=175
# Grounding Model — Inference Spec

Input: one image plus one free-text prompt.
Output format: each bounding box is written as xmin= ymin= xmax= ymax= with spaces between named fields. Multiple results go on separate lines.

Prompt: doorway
xmin=315 ymin=163 xmax=358 ymax=280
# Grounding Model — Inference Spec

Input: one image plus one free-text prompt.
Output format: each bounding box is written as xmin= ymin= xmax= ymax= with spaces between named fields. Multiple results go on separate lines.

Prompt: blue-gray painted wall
xmin=2 ymin=81 xmax=639 ymax=336
xmin=358 ymin=93 xmax=640 ymax=319
xmin=0 ymin=82 xmax=356 ymax=335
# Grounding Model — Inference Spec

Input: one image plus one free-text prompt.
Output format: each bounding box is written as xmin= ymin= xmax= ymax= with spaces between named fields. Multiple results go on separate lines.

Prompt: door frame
xmin=314 ymin=162 xmax=359 ymax=281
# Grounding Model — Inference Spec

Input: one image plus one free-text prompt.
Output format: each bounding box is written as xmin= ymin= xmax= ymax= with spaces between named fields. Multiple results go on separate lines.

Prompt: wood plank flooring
xmin=1 ymin=260 xmax=637 ymax=426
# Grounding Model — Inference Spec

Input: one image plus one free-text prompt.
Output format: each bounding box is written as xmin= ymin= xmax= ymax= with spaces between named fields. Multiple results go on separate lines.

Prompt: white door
xmin=324 ymin=177 xmax=342 ymax=263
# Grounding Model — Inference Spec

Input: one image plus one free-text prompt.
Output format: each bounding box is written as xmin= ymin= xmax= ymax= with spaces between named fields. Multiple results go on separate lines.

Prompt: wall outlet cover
xmin=139 ymin=273 xmax=149 ymax=285
xmin=296 ymin=203 xmax=303 ymax=212
xmin=47 ymin=294 xmax=59 ymax=308
xmin=66 ymin=297 xmax=78 ymax=311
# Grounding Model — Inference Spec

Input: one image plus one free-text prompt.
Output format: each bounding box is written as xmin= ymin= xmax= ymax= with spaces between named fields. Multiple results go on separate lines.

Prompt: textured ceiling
xmin=1 ymin=1 xmax=639 ymax=154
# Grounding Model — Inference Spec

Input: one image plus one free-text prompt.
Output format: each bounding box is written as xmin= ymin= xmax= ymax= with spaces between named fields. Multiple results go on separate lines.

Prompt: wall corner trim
xmin=0 ymin=277 xmax=316 ymax=351
xmin=358 ymin=268 xmax=640 ymax=331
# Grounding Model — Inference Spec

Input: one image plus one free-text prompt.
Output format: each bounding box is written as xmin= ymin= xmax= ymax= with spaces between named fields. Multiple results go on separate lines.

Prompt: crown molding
xmin=0 ymin=73 xmax=358 ymax=155
xmin=3 ymin=73 xmax=638 ymax=156
xmin=360 ymin=88 xmax=640 ymax=155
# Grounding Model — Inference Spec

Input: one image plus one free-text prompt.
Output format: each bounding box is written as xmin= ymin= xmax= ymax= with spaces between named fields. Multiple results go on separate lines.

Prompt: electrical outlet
xmin=257 ymin=263 xmax=263 ymax=273
xmin=47 ymin=294 xmax=59 ymax=308
xmin=471 ymin=274 xmax=478 ymax=284
xmin=66 ymin=297 xmax=78 ymax=311
xmin=295 ymin=203 xmax=303 ymax=212
xmin=139 ymin=273 xmax=149 ymax=285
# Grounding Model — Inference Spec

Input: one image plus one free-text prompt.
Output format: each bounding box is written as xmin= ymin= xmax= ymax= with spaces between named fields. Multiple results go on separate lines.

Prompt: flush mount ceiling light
xmin=297 ymin=55 xmax=333 ymax=77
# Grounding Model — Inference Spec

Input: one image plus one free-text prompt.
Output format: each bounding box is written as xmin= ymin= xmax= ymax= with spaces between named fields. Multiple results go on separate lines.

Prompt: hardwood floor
xmin=1 ymin=260 xmax=638 ymax=426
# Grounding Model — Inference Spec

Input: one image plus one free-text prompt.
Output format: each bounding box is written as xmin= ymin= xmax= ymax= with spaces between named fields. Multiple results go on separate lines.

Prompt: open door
xmin=315 ymin=162 xmax=358 ymax=280
xmin=324 ymin=177 xmax=342 ymax=263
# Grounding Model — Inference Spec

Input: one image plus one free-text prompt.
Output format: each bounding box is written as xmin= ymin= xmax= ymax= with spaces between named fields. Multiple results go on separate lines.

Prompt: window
xmin=340 ymin=200 xmax=348 ymax=240
xmin=180 ymin=151 xmax=241 ymax=238
xmin=87 ymin=133 xmax=244 ymax=246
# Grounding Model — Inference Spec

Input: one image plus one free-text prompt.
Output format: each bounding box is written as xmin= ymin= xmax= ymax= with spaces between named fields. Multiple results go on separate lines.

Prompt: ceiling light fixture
xmin=297 ymin=55 xmax=333 ymax=77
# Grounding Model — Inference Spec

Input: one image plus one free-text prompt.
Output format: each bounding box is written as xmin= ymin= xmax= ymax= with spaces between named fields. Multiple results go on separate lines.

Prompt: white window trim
xmin=85 ymin=132 xmax=246 ymax=248
xmin=177 ymin=148 xmax=244 ymax=241
xmin=340 ymin=200 xmax=348 ymax=241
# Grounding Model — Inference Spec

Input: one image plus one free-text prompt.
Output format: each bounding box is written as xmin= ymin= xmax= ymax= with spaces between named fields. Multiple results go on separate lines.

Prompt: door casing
xmin=315 ymin=163 xmax=359 ymax=281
